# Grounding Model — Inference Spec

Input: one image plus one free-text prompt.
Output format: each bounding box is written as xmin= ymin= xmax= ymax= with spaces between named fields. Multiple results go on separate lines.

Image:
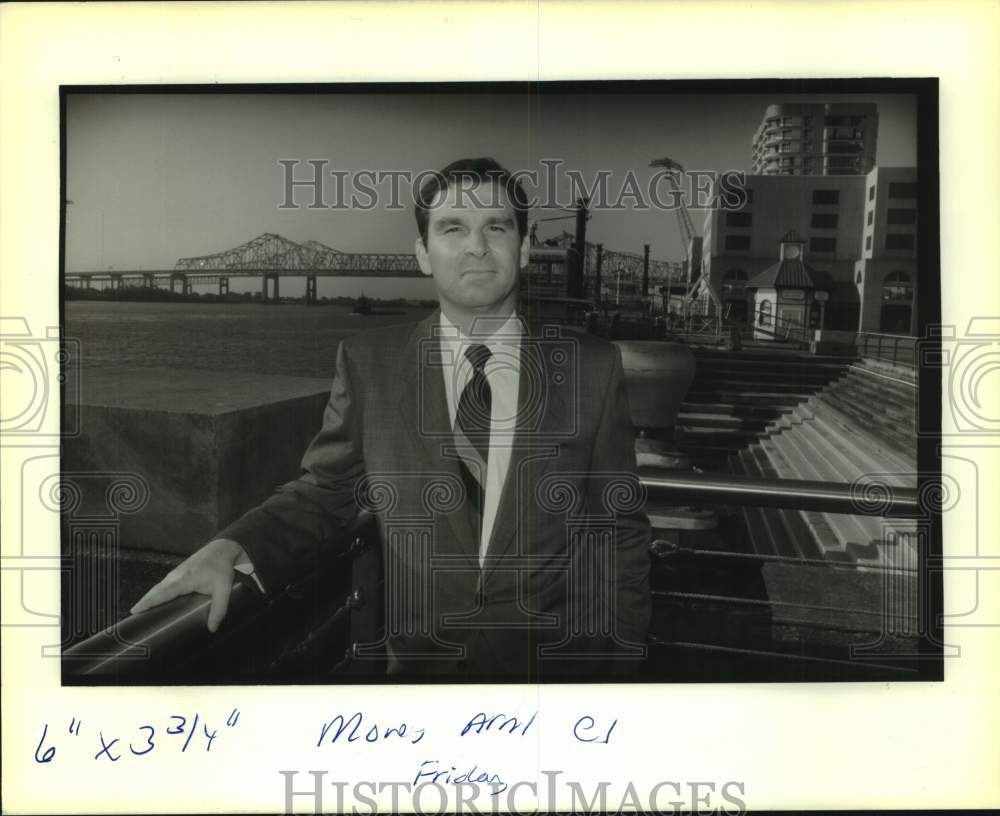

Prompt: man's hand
xmin=130 ymin=538 xmax=250 ymax=632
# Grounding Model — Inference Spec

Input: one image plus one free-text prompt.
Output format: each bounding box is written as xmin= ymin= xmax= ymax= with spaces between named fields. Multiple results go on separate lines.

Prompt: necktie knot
xmin=464 ymin=343 xmax=492 ymax=374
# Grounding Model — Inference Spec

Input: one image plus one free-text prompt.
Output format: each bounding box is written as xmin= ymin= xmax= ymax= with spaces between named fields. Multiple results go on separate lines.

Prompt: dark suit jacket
xmin=219 ymin=310 xmax=652 ymax=681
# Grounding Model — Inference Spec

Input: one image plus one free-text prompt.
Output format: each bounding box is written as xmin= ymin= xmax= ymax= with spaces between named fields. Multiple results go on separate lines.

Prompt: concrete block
xmin=63 ymin=366 xmax=332 ymax=555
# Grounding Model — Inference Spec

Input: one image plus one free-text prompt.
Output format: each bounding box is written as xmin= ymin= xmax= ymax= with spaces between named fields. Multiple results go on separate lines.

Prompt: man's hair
xmin=414 ymin=156 xmax=529 ymax=246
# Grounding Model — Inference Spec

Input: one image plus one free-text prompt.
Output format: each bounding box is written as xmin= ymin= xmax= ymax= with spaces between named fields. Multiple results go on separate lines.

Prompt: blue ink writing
xmin=572 ymin=715 xmax=617 ymax=744
xmin=95 ymin=731 xmax=121 ymax=762
xmin=32 ymin=707 xmax=239 ymax=763
xmin=129 ymin=725 xmax=155 ymax=756
xmin=181 ymin=713 xmax=200 ymax=752
xmin=203 ymin=722 xmax=218 ymax=752
xmin=317 ymin=712 xmax=425 ymax=747
xmin=414 ymin=759 xmax=508 ymax=795
xmin=34 ymin=724 xmax=55 ymax=764
xmin=461 ymin=710 xmax=537 ymax=737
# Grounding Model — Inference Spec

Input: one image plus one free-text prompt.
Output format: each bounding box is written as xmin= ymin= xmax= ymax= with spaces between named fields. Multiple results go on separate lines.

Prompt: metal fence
xmin=856 ymin=332 xmax=917 ymax=367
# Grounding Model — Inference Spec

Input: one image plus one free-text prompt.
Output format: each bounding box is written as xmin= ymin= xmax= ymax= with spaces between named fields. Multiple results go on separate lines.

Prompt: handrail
xmin=760 ymin=312 xmax=813 ymax=346
xmin=857 ymin=330 xmax=914 ymax=340
xmin=63 ymin=511 xmax=376 ymax=679
xmin=62 ymin=572 xmax=264 ymax=676
xmin=64 ymin=471 xmax=927 ymax=679
xmin=639 ymin=470 xmax=921 ymax=517
xmin=856 ymin=331 xmax=916 ymax=368
xmin=848 ymin=362 xmax=916 ymax=389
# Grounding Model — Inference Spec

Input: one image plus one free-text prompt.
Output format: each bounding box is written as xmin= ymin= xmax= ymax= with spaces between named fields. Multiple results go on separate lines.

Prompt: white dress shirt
xmin=437 ymin=310 xmax=523 ymax=566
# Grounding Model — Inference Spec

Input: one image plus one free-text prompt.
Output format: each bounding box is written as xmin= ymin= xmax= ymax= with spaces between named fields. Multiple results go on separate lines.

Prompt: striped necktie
xmin=453 ymin=343 xmax=492 ymax=542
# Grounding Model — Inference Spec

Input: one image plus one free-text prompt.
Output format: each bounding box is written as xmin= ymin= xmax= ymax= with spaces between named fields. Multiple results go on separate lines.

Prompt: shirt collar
xmin=437 ymin=309 xmax=524 ymax=365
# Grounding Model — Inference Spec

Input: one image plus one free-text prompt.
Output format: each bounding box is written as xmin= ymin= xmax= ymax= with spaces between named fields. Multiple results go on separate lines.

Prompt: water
xmin=65 ymin=301 xmax=435 ymax=378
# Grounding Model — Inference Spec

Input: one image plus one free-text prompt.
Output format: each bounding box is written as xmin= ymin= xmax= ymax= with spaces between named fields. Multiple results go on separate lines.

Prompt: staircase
xmin=727 ymin=358 xmax=918 ymax=570
xmin=677 ymin=347 xmax=851 ymax=469
xmin=714 ymin=357 xmax=920 ymax=645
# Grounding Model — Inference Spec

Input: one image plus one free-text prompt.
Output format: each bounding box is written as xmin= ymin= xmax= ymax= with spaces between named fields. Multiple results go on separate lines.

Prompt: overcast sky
xmin=65 ymin=90 xmax=916 ymax=296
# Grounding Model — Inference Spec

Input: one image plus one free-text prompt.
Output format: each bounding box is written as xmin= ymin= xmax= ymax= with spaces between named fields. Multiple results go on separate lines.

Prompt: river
xmin=64 ymin=301 xmax=434 ymax=378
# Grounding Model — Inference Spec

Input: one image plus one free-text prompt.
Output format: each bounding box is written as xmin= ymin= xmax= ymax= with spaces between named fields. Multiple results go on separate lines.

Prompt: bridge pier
xmin=110 ymin=273 xmax=124 ymax=291
xmin=262 ymin=273 xmax=280 ymax=303
xmin=183 ymin=277 xmax=193 ymax=296
xmin=143 ymin=273 xmax=155 ymax=289
xmin=306 ymin=275 xmax=317 ymax=305
xmin=81 ymin=275 xmax=92 ymax=290
xmin=219 ymin=277 xmax=229 ymax=296
xmin=643 ymin=244 xmax=650 ymax=297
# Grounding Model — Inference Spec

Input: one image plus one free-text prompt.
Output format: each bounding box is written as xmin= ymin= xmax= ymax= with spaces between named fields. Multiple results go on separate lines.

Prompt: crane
xmin=650 ymin=155 xmax=719 ymax=335
xmin=650 ymin=156 xmax=696 ymax=253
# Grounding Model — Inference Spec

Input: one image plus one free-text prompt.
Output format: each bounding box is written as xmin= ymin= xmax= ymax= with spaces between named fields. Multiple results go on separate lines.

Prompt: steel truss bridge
xmin=66 ymin=231 xmax=685 ymax=304
xmin=66 ymin=233 xmax=425 ymax=302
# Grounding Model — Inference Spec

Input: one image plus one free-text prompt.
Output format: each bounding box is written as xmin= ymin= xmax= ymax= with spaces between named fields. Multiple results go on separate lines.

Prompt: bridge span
xmin=67 ymin=233 xmax=426 ymax=302
xmin=66 ymin=231 xmax=686 ymax=304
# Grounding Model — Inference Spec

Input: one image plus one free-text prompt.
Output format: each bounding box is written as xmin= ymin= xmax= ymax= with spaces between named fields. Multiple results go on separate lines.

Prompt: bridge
xmin=66 ymin=231 xmax=687 ymax=304
xmin=66 ymin=233 xmax=426 ymax=303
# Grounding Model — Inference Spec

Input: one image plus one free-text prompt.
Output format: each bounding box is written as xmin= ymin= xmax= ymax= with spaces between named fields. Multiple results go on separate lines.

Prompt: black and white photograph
xmin=58 ymin=81 xmax=942 ymax=686
xmin=3 ymin=3 xmax=999 ymax=814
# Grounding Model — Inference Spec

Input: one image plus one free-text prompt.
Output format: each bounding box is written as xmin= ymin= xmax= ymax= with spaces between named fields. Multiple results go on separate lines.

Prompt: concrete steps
xmin=677 ymin=347 xmax=853 ymax=469
xmin=726 ymin=447 xmax=830 ymax=564
xmin=809 ymin=365 xmax=919 ymax=458
xmin=725 ymin=355 xmax=919 ymax=573
xmin=679 ymin=349 xmax=919 ymax=584
xmin=757 ymin=432 xmax=877 ymax=566
xmin=797 ymin=402 xmax=915 ymax=477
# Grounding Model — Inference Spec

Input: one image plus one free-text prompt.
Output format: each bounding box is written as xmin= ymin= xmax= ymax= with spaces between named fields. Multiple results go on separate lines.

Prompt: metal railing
xmin=747 ymin=311 xmax=815 ymax=348
xmin=63 ymin=471 xmax=925 ymax=681
xmin=640 ymin=470 xmax=919 ymax=517
xmin=63 ymin=512 xmax=376 ymax=680
xmin=856 ymin=331 xmax=917 ymax=368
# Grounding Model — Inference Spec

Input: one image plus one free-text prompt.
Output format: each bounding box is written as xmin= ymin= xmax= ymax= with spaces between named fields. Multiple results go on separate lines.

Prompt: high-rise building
xmin=750 ymin=102 xmax=879 ymax=176
xmin=700 ymin=166 xmax=917 ymax=334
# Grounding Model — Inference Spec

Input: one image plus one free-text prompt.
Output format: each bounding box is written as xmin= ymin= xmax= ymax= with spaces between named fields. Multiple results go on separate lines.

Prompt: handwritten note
xmin=32 ymin=704 xmax=618 ymax=802
xmin=311 ymin=708 xmax=617 ymax=797
xmin=34 ymin=708 xmax=241 ymax=764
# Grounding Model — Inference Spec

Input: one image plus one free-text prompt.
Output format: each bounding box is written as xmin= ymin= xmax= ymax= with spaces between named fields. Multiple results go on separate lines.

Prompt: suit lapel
xmin=484 ymin=318 xmax=569 ymax=574
xmin=395 ymin=312 xmax=573 ymax=568
xmin=396 ymin=310 xmax=479 ymax=556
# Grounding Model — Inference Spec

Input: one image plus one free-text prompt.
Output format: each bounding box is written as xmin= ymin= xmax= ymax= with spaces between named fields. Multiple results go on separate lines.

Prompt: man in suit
xmin=133 ymin=157 xmax=652 ymax=681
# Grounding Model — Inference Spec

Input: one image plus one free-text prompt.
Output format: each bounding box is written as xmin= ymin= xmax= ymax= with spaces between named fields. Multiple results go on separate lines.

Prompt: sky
xmin=65 ymin=90 xmax=917 ymax=297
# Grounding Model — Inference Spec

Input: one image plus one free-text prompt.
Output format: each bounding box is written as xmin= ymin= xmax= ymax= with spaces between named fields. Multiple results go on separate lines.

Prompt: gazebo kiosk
xmin=746 ymin=229 xmax=831 ymax=341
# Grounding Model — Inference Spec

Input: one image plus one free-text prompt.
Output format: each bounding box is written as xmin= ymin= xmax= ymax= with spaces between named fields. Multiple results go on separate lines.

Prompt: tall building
xmin=700 ymin=166 xmax=917 ymax=334
xmin=750 ymin=102 xmax=879 ymax=177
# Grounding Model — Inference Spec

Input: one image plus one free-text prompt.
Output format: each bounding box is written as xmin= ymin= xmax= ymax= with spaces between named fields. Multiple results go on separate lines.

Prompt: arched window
xmin=882 ymin=270 xmax=913 ymax=302
xmin=880 ymin=270 xmax=914 ymax=334
xmin=722 ymin=268 xmax=748 ymax=299
xmin=758 ymin=299 xmax=772 ymax=326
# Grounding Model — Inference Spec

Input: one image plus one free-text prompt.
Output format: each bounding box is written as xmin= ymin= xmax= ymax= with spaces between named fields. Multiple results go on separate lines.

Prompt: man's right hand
xmin=130 ymin=538 xmax=249 ymax=632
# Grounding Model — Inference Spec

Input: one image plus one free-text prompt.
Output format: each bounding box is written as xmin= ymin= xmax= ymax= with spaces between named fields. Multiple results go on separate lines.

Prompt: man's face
xmin=415 ymin=180 xmax=529 ymax=317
